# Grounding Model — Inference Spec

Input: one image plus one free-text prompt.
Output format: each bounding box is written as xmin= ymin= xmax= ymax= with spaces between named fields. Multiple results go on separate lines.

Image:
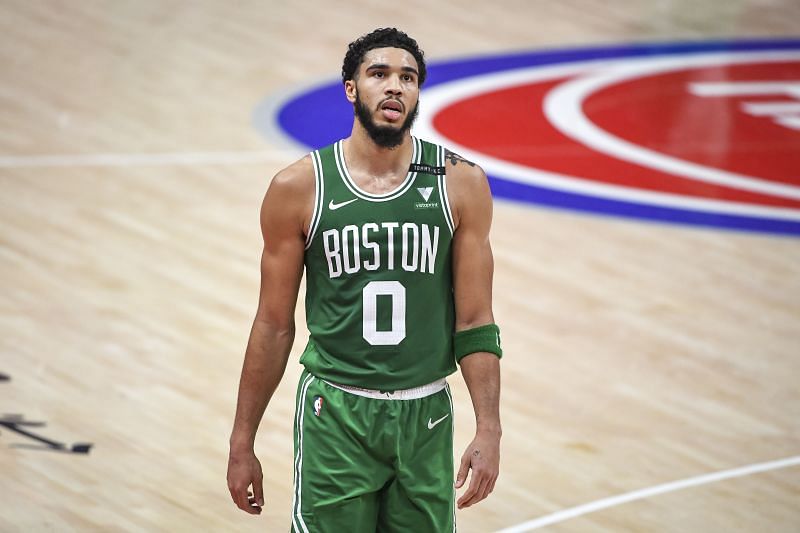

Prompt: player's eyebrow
xmin=366 ymin=63 xmax=419 ymax=76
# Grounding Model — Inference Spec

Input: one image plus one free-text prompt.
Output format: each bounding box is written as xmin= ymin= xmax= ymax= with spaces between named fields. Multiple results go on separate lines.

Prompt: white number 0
xmin=362 ymin=280 xmax=406 ymax=345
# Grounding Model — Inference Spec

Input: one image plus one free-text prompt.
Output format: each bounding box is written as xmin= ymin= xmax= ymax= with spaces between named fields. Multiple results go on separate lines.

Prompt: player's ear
xmin=345 ymin=79 xmax=357 ymax=104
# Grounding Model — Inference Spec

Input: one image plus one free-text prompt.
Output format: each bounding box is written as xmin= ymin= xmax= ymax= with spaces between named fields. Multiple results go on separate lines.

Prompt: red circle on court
xmin=433 ymin=60 xmax=800 ymax=208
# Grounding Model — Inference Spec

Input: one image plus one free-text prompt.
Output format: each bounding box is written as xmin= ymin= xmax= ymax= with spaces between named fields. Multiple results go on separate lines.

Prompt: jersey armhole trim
xmin=305 ymin=150 xmax=324 ymax=249
xmin=437 ymin=144 xmax=455 ymax=235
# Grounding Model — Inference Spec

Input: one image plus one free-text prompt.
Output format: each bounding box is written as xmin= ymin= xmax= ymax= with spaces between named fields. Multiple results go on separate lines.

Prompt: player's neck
xmin=344 ymin=126 xmax=414 ymax=181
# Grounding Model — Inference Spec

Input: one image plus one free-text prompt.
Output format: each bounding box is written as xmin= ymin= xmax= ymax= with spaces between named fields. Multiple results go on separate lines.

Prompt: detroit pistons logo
xmin=255 ymin=40 xmax=800 ymax=237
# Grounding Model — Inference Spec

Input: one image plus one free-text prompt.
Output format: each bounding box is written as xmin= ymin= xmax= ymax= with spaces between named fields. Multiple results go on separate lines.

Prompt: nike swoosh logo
xmin=427 ymin=414 xmax=449 ymax=430
xmin=328 ymin=198 xmax=357 ymax=210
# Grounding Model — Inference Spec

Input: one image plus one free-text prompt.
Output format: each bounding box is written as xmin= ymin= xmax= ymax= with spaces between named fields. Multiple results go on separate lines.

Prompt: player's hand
xmin=227 ymin=448 xmax=264 ymax=515
xmin=454 ymin=429 xmax=500 ymax=509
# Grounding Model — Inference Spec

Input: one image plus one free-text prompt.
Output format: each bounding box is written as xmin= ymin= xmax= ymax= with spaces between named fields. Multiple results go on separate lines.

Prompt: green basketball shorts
xmin=291 ymin=369 xmax=456 ymax=532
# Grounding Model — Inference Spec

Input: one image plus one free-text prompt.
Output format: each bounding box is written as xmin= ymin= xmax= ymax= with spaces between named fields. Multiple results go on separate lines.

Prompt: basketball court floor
xmin=1 ymin=1 xmax=798 ymax=531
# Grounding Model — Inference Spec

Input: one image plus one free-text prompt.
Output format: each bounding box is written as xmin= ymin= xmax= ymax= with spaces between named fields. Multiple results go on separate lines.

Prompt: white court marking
xmin=0 ymin=150 xmax=294 ymax=168
xmin=496 ymin=455 xmax=800 ymax=532
xmin=543 ymin=53 xmax=800 ymax=200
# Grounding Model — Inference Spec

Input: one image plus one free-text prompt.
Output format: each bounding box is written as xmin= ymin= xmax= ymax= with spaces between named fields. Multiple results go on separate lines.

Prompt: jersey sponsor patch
xmin=257 ymin=39 xmax=800 ymax=237
xmin=415 ymin=186 xmax=439 ymax=209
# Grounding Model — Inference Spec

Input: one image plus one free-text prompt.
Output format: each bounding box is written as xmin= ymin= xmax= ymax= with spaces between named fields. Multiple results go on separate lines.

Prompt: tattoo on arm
xmin=445 ymin=149 xmax=476 ymax=167
xmin=473 ymin=449 xmax=481 ymax=457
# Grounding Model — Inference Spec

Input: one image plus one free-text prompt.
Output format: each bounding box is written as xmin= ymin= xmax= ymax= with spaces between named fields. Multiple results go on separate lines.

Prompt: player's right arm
xmin=227 ymin=156 xmax=314 ymax=515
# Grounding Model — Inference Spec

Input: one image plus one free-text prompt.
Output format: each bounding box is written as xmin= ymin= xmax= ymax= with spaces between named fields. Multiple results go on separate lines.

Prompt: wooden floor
xmin=1 ymin=1 xmax=799 ymax=531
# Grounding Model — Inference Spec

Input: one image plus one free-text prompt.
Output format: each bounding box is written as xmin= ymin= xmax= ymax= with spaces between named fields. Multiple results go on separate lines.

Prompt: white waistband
xmin=322 ymin=378 xmax=447 ymax=400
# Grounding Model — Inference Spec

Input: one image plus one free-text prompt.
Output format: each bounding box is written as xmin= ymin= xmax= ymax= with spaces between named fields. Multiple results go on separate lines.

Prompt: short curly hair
xmin=341 ymin=28 xmax=427 ymax=86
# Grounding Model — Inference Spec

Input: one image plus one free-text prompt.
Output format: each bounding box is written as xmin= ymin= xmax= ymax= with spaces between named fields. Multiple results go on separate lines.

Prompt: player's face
xmin=347 ymin=47 xmax=420 ymax=148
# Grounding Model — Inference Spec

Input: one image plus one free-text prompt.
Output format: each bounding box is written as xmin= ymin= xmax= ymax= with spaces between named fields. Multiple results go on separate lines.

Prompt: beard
xmin=354 ymin=92 xmax=419 ymax=149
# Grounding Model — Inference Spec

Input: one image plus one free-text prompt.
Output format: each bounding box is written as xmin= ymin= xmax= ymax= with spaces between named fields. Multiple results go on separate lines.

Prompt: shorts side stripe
xmin=444 ymin=384 xmax=457 ymax=532
xmin=292 ymin=373 xmax=315 ymax=533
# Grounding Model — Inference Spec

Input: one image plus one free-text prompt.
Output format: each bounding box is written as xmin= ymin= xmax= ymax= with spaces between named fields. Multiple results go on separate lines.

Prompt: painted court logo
xmin=255 ymin=39 xmax=800 ymax=237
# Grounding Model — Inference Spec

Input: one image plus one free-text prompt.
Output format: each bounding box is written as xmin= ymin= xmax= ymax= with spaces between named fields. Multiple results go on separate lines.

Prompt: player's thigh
xmin=378 ymin=388 xmax=455 ymax=532
xmin=291 ymin=492 xmax=380 ymax=533
xmin=292 ymin=372 xmax=391 ymax=531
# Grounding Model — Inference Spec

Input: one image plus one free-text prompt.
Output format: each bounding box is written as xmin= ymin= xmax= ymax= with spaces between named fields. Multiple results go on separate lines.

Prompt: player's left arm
xmin=446 ymin=150 xmax=502 ymax=509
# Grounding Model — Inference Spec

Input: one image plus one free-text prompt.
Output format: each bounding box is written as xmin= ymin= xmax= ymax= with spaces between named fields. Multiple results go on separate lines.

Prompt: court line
xmin=0 ymin=150 xmax=294 ymax=168
xmin=496 ymin=455 xmax=800 ymax=532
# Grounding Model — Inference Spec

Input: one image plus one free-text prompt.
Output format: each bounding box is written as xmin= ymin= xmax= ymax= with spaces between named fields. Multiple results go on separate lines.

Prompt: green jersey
xmin=300 ymin=137 xmax=456 ymax=390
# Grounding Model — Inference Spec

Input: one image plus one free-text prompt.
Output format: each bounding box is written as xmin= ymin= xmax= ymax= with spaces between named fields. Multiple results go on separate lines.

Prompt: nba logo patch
xmin=313 ymin=395 xmax=324 ymax=417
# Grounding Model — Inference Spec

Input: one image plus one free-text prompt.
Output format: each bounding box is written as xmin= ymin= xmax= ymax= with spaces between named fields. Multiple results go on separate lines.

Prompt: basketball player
xmin=227 ymin=28 xmax=502 ymax=531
